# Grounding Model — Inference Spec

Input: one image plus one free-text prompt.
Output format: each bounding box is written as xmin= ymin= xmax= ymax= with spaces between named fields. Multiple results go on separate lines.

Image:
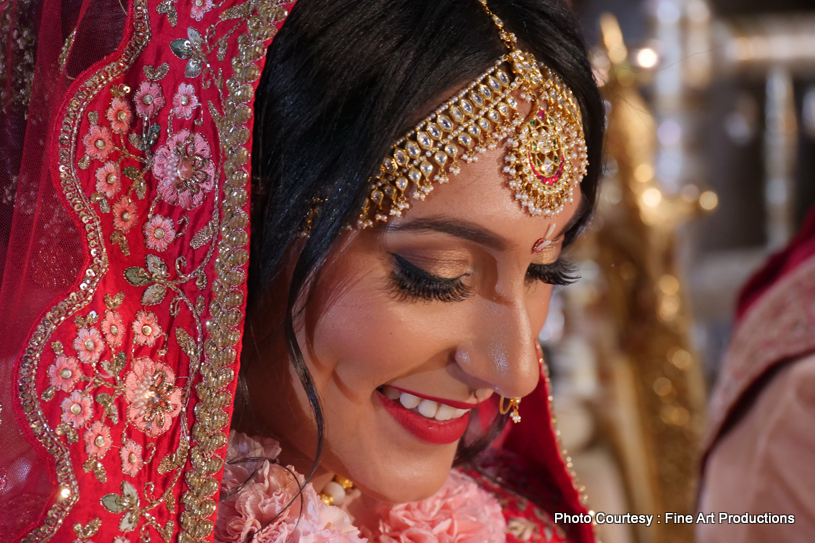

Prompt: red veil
xmin=0 ymin=0 xmax=594 ymax=540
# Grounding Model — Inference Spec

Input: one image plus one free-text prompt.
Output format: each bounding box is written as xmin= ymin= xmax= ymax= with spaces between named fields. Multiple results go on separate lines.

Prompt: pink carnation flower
xmin=82 ymin=125 xmax=114 ymax=162
xmin=132 ymin=310 xmax=162 ymax=346
xmin=120 ymin=439 xmax=144 ymax=477
xmin=73 ymin=327 xmax=105 ymax=363
xmin=83 ymin=420 xmax=112 ymax=458
xmin=372 ymin=470 xmax=506 ymax=543
xmin=61 ymin=391 xmax=93 ymax=428
xmin=172 ymin=83 xmax=200 ymax=119
xmin=134 ymin=81 xmax=165 ymax=118
xmin=48 ymin=355 xmax=81 ymax=391
xmin=153 ymin=129 xmax=216 ymax=210
xmin=124 ymin=357 xmax=182 ymax=437
xmin=112 ymin=195 xmax=137 ymax=233
xmin=216 ymin=433 xmax=363 ymax=543
xmin=101 ymin=310 xmax=124 ymax=347
xmin=107 ymin=97 xmax=133 ymax=134
xmin=95 ymin=162 xmax=121 ymax=199
xmin=191 ymin=0 xmax=214 ymax=21
xmin=143 ymin=214 xmax=176 ymax=252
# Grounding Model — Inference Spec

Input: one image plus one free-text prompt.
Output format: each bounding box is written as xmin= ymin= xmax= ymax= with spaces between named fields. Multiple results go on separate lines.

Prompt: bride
xmin=0 ymin=0 xmax=603 ymax=541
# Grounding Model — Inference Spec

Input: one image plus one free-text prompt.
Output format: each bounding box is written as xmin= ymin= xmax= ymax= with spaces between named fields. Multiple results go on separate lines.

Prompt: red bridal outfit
xmin=698 ymin=205 xmax=815 ymax=542
xmin=0 ymin=0 xmax=595 ymax=541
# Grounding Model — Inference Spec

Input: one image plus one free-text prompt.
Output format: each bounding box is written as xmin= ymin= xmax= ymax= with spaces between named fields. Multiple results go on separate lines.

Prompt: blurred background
xmin=542 ymin=1 xmax=815 ymax=542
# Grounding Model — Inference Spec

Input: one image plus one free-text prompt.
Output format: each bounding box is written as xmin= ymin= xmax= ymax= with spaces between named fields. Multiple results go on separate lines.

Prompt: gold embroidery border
xmin=176 ymin=2 xmax=289 ymax=542
xmin=17 ymin=1 xmax=151 ymax=540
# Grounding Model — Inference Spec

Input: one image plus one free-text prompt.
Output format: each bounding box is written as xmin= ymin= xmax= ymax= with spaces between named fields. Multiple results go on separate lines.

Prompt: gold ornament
xmin=499 ymin=396 xmax=522 ymax=424
xmin=355 ymin=0 xmax=588 ymax=228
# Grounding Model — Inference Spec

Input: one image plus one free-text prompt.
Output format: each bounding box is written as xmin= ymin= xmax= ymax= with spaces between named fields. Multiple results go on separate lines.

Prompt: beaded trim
xmin=356 ymin=9 xmax=588 ymax=228
xmin=17 ymin=1 xmax=151 ymax=540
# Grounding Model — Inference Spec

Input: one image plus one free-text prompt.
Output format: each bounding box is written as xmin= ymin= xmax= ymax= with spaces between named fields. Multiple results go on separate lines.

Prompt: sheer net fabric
xmin=0 ymin=0 xmax=126 ymax=534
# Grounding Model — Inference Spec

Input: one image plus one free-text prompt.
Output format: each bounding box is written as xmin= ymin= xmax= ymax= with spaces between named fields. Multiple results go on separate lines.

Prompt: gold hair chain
xmin=355 ymin=0 xmax=589 ymax=228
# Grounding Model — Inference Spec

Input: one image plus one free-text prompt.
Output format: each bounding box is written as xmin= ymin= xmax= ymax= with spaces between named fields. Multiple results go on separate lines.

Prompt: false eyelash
xmin=526 ymin=259 xmax=579 ymax=286
xmin=389 ymin=254 xmax=473 ymax=303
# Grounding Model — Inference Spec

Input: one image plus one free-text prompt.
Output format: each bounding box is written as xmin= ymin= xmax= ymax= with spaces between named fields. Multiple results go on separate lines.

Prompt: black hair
xmin=240 ymin=0 xmax=603 ymax=483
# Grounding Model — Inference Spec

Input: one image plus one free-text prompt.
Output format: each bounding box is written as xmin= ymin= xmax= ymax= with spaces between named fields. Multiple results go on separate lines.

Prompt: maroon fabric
xmin=736 ymin=204 xmax=815 ymax=322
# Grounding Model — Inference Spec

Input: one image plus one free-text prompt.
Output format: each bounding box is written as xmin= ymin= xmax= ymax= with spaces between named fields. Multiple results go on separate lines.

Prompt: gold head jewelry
xmin=355 ymin=0 xmax=589 ymax=228
xmin=499 ymin=396 xmax=522 ymax=424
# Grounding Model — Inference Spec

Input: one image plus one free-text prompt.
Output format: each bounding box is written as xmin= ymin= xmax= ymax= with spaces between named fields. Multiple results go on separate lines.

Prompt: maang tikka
xmin=354 ymin=0 xmax=589 ymax=229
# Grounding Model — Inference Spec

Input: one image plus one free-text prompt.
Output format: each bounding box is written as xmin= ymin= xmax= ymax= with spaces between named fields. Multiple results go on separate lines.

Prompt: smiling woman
xmin=0 ymin=0 xmax=602 ymax=540
xmin=232 ymin=0 xmax=604 ymax=539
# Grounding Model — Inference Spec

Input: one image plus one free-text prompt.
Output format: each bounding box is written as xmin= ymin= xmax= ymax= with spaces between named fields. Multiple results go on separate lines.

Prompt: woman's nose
xmin=453 ymin=297 xmax=543 ymax=399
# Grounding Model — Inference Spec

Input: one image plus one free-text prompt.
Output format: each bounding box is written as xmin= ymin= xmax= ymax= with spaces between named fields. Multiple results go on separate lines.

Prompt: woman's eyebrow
xmin=385 ymin=217 xmax=511 ymax=251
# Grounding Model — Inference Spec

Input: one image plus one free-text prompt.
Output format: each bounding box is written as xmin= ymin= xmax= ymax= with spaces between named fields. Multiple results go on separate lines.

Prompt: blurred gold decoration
xmin=584 ymin=14 xmax=710 ymax=543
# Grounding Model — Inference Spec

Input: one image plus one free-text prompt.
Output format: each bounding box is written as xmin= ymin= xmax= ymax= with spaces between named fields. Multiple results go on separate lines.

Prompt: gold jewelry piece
xmin=499 ymin=396 xmax=522 ymax=423
xmin=319 ymin=475 xmax=355 ymax=506
xmin=356 ymin=0 xmax=588 ymax=228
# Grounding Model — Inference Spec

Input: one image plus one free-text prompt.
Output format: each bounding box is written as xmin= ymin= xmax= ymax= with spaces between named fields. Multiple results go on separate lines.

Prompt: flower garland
xmin=215 ymin=432 xmax=507 ymax=543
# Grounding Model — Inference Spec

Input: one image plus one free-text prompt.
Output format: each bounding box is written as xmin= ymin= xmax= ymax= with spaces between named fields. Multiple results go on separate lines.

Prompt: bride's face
xmin=244 ymin=142 xmax=583 ymax=503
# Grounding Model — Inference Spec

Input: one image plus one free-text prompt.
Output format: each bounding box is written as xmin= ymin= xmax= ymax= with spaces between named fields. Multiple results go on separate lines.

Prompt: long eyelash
xmin=389 ymin=254 xmax=472 ymax=303
xmin=526 ymin=259 xmax=579 ymax=286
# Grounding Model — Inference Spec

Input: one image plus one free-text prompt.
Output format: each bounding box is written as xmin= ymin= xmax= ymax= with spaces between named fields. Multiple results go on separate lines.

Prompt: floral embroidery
xmin=191 ymin=0 xmax=214 ymax=21
xmin=132 ymin=310 xmax=162 ymax=346
xmin=95 ymin=162 xmax=121 ymax=199
xmin=172 ymin=83 xmax=199 ymax=119
xmin=154 ymin=129 xmax=215 ymax=209
xmin=120 ymin=440 xmax=144 ymax=477
xmin=61 ymin=391 xmax=93 ymax=428
xmin=48 ymin=355 xmax=82 ymax=391
xmin=124 ymin=357 xmax=183 ymax=437
xmin=143 ymin=215 xmax=177 ymax=252
xmin=134 ymin=81 xmax=166 ymax=118
xmin=82 ymin=125 xmax=115 ymax=162
xmin=83 ymin=421 xmax=113 ymax=458
xmin=73 ymin=327 xmax=105 ymax=363
xmin=113 ymin=536 xmax=130 ymax=543
xmin=112 ymin=195 xmax=138 ymax=233
xmin=106 ymin=97 xmax=133 ymax=134
xmin=101 ymin=310 xmax=125 ymax=347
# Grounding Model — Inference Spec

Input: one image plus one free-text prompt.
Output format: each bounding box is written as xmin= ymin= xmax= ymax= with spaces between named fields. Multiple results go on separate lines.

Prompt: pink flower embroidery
xmin=73 ymin=327 xmax=105 ymax=363
xmin=124 ymin=357 xmax=182 ymax=437
xmin=134 ymin=81 xmax=166 ymax=119
xmin=106 ymin=97 xmax=133 ymax=134
xmin=153 ymin=129 xmax=216 ymax=210
xmin=82 ymin=125 xmax=114 ymax=162
xmin=95 ymin=161 xmax=121 ymax=199
xmin=172 ymin=83 xmax=199 ymax=119
xmin=191 ymin=0 xmax=214 ymax=21
xmin=143 ymin=214 xmax=176 ymax=252
xmin=101 ymin=310 xmax=125 ymax=347
xmin=61 ymin=391 xmax=93 ymax=428
xmin=112 ymin=195 xmax=137 ymax=233
xmin=120 ymin=439 xmax=144 ymax=477
xmin=113 ymin=537 xmax=130 ymax=543
xmin=132 ymin=310 xmax=162 ymax=347
xmin=48 ymin=355 xmax=81 ymax=391
xmin=83 ymin=420 xmax=112 ymax=458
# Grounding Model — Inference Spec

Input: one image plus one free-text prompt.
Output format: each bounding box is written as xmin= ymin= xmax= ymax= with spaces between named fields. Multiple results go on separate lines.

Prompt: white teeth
xmin=417 ymin=399 xmax=439 ymax=418
xmin=399 ymin=392 xmax=421 ymax=409
xmin=384 ymin=387 xmax=401 ymax=400
xmin=383 ymin=385 xmax=472 ymax=421
xmin=435 ymin=404 xmax=456 ymax=421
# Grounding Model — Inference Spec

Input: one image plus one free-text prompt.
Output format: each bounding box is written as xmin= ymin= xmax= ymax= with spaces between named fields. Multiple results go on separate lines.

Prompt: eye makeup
xmin=388 ymin=253 xmax=578 ymax=303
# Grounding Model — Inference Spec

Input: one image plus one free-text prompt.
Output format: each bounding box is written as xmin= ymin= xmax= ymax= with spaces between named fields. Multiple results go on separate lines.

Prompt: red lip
xmin=386 ymin=386 xmax=482 ymax=410
xmin=376 ymin=390 xmax=470 ymax=445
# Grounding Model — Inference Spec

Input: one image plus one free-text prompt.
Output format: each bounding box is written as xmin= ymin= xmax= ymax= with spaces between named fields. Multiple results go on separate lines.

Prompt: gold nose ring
xmin=499 ymin=396 xmax=522 ymax=423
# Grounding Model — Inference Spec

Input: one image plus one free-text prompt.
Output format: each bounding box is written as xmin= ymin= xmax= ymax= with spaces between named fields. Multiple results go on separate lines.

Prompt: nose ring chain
xmin=500 ymin=342 xmax=545 ymax=424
